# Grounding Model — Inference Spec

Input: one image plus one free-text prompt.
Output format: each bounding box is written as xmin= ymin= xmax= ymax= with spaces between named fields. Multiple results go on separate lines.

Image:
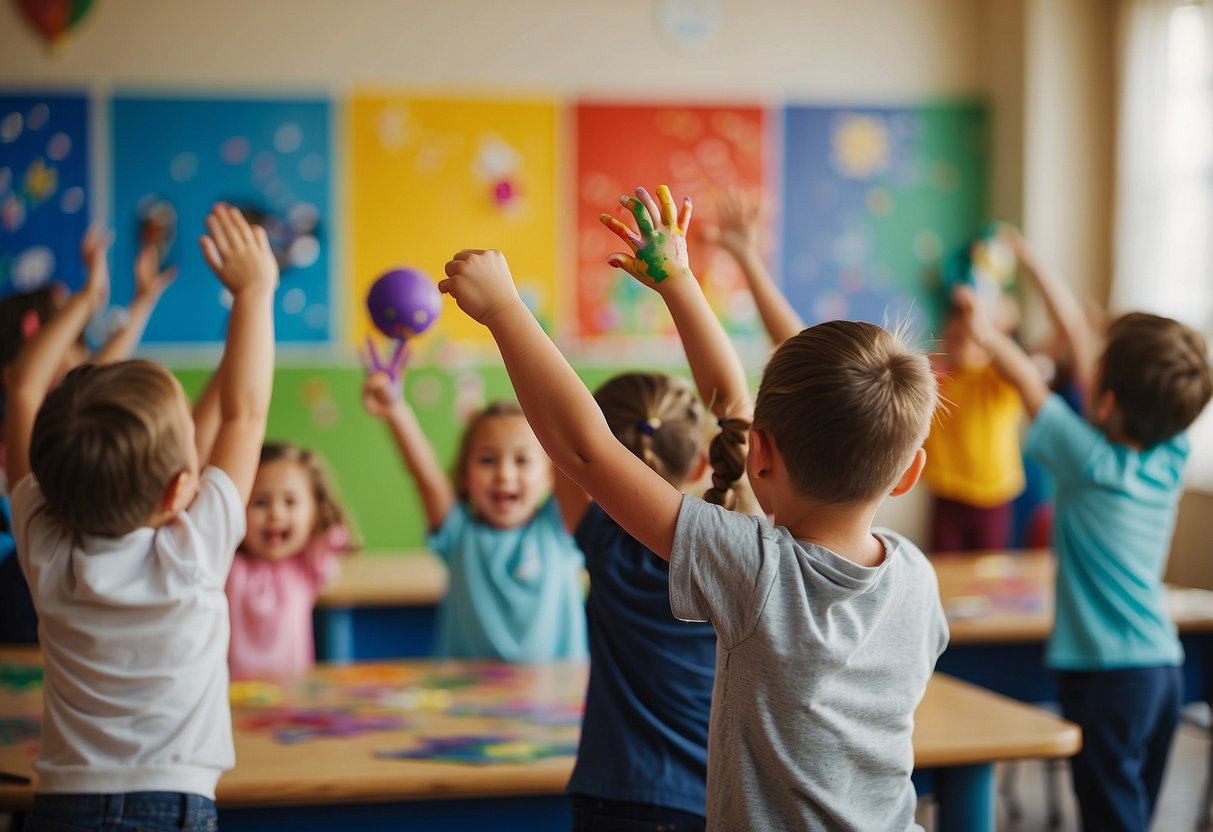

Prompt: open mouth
xmin=490 ymin=493 xmax=520 ymax=514
xmin=262 ymin=529 xmax=290 ymax=548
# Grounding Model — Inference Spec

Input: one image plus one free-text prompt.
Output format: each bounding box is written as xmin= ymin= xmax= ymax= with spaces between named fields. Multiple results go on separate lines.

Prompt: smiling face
xmin=242 ymin=459 xmax=318 ymax=562
xmin=461 ymin=414 xmax=551 ymax=530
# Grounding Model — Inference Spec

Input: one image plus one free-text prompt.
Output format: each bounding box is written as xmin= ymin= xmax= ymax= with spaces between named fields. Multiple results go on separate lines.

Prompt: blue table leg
xmin=934 ymin=763 xmax=995 ymax=832
xmin=316 ymin=606 xmax=355 ymax=663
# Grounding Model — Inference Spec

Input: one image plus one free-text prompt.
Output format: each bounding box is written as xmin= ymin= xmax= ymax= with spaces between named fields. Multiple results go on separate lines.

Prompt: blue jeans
xmin=26 ymin=792 xmax=217 ymax=832
xmin=571 ymin=795 xmax=706 ymax=832
xmin=1059 ymin=665 xmax=1183 ymax=832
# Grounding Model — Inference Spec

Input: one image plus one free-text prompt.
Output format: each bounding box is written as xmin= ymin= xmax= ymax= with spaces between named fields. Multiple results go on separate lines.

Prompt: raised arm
xmin=5 ymin=228 xmax=111 ymax=486
xmin=703 ymin=188 xmax=804 ymax=346
xmin=440 ymin=250 xmax=684 ymax=560
xmin=198 ymin=204 xmax=277 ymax=503
xmin=602 ymin=186 xmax=753 ymax=423
xmin=361 ymin=368 xmax=456 ymax=531
xmin=1002 ymin=227 xmax=1096 ymax=401
xmin=94 ymin=243 xmax=177 ymax=364
xmin=191 ymin=364 xmax=223 ymax=466
xmin=955 ymin=285 xmax=1050 ymax=417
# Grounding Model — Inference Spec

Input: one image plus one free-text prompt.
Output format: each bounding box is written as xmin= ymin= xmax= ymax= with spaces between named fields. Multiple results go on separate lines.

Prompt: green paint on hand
xmin=636 ymin=235 xmax=672 ymax=282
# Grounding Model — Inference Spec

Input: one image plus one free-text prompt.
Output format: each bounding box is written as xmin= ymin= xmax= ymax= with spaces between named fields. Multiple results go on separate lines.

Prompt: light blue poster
xmin=0 ymin=92 xmax=90 ymax=298
xmin=779 ymin=104 xmax=988 ymax=334
xmin=110 ymin=95 xmax=331 ymax=343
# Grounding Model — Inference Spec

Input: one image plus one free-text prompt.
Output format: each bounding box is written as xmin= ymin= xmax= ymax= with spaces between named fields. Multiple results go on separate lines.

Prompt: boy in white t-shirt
xmin=6 ymin=204 xmax=276 ymax=831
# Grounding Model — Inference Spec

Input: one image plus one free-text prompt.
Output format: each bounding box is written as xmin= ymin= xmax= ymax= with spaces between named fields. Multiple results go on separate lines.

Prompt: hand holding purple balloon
xmin=363 ymin=267 xmax=442 ymax=397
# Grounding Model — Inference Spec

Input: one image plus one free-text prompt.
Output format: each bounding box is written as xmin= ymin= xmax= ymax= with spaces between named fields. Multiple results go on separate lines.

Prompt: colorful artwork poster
xmin=574 ymin=102 xmax=769 ymax=346
xmin=110 ymin=95 xmax=331 ymax=343
xmin=779 ymin=104 xmax=988 ymax=336
xmin=350 ymin=94 xmax=558 ymax=348
xmin=0 ymin=93 xmax=90 ymax=298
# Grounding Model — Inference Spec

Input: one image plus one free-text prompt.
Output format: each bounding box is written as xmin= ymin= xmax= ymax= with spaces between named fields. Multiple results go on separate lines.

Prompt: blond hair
xmin=754 ymin=321 xmax=936 ymax=504
xmin=30 ymin=360 xmax=191 ymax=536
xmin=595 ymin=372 xmax=748 ymax=509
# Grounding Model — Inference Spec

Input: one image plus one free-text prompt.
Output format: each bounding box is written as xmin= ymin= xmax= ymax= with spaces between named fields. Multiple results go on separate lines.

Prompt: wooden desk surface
xmin=0 ymin=650 xmax=1079 ymax=811
xmin=933 ymin=548 xmax=1213 ymax=643
xmin=316 ymin=551 xmax=448 ymax=608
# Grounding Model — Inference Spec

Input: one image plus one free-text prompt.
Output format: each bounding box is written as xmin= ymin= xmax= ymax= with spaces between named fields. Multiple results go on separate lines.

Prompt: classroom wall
xmin=0 ymin=0 xmax=1121 ymax=551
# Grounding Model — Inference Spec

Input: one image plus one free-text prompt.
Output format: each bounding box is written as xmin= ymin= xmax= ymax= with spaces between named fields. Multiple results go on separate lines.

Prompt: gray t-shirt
xmin=670 ymin=495 xmax=949 ymax=832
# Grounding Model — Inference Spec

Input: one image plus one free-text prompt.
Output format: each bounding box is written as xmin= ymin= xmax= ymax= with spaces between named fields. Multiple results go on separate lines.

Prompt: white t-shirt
xmin=13 ymin=466 xmax=245 ymax=798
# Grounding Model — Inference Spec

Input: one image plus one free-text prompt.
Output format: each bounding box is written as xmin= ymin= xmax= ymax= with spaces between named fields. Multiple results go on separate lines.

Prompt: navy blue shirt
xmin=567 ymin=503 xmax=716 ymax=816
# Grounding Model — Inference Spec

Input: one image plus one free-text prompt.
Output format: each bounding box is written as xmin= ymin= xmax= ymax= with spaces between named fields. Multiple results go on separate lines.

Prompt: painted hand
xmin=199 ymin=203 xmax=279 ymax=294
xmin=439 ymin=249 xmax=523 ymax=324
xmin=599 ymin=185 xmax=693 ymax=288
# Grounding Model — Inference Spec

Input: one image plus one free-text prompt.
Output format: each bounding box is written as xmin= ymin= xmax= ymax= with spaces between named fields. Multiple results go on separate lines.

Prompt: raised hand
xmin=599 ymin=185 xmax=693 ymax=289
xmin=363 ymin=335 xmax=408 ymax=403
xmin=133 ymin=243 xmax=178 ymax=302
xmin=952 ymin=285 xmax=993 ymax=347
xmin=702 ymin=187 xmax=762 ymax=260
xmin=80 ymin=223 xmax=114 ymax=309
xmin=361 ymin=370 xmax=403 ymax=420
xmin=198 ymin=203 xmax=278 ymax=294
xmin=439 ymin=249 xmax=524 ymax=324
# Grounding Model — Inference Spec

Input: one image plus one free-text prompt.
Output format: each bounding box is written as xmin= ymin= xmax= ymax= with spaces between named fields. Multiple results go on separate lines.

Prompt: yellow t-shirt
xmin=923 ymin=363 xmax=1026 ymax=508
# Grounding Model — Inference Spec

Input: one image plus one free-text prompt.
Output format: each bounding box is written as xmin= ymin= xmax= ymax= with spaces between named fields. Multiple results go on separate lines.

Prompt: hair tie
xmin=637 ymin=417 xmax=661 ymax=436
xmin=717 ymin=417 xmax=728 ymax=428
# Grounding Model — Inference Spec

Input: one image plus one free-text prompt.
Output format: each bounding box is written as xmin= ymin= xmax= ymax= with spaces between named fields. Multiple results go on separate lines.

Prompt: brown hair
xmin=1098 ymin=313 xmax=1212 ymax=448
xmin=453 ymin=400 xmax=526 ymax=501
xmin=30 ymin=360 xmax=191 ymax=536
xmin=753 ymin=321 xmax=937 ymax=504
xmin=594 ymin=372 xmax=748 ymax=509
xmin=258 ymin=441 xmax=358 ymax=549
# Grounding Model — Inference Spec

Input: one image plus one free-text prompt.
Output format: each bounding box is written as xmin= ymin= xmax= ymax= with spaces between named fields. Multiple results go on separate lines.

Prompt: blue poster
xmin=0 ymin=93 xmax=90 ymax=298
xmin=779 ymin=104 xmax=987 ymax=335
xmin=110 ymin=95 xmax=331 ymax=344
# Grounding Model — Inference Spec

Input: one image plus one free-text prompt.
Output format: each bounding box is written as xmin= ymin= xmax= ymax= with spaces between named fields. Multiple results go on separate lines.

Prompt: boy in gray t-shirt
xmin=439 ymin=184 xmax=947 ymax=831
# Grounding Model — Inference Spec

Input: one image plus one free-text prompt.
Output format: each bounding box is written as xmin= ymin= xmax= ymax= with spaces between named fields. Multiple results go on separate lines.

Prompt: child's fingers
xmin=199 ymin=236 xmax=224 ymax=274
xmin=656 ymin=185 xmax=678 ymax=230
xmin=363 ymin=335 xmax=382 ymax=373
xmin=634 ymin=187 xmax=662 ymax=229
xmin=677 ymin=196 xmax=693 ymax=235
xmin=253 ymin=224 xmax=271 ymax=253
xmin=606 ymin=253 xmax=644 ymax=278
xmin=599 ymin=214 xmax=641 ymax=250
xmin=205 ymin=209 xmax=233 ymax=255
xmin=622 ymin=196 xmax=654 ymax=236
xmin=221 ymin=204 xmax=255 ymax=244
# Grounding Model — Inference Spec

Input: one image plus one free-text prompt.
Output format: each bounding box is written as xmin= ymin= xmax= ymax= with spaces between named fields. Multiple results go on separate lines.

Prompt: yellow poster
xmin=349 ymin=93 xmax=559 ymax=348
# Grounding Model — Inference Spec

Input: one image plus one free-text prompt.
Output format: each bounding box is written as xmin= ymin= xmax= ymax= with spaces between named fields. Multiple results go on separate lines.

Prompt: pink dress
xmin=226 ymin=525 xmax=348 ymax=680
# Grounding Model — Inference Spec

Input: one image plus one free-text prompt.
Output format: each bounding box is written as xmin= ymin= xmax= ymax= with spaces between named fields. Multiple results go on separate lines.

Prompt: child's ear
xmin=1094 ymin=389 xmax=1117 ymax=424
xmin=890 ymin=447 xmax=927 ymax=497
xmin=746 ymin=428 xmax=773 ymax=481
xmin=161 ymin=469 xmax=196 ymax=514
xmin=691 ymin=452 xmax=709 ymax=483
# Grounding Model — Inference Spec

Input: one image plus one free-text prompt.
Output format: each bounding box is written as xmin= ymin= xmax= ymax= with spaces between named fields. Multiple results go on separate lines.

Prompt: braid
xmin=703 ymin=415 xmax=751 ymax=508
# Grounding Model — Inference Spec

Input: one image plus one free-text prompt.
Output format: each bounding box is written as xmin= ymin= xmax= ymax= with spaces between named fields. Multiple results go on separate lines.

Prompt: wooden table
xmin=933 ymin=548 xmax=1213 ymax=703
xmin=314 ymin=551 xmax=447 ymax=661
xmin=0 ymin=650 xmax=1077 ymax=832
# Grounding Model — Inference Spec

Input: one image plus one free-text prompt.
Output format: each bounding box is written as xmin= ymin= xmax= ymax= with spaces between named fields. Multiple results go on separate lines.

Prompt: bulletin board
xmin=0 ymin=92 xmax=90 ymax=298
xmin=110 ymin=94 xmax=332 ymax=344
xmin=348 ymin=94 xmax=559 ymax=349
xmin=574 ymin=102 xmax=770 ymax=347
xmin=779 ymin=104 xmax=988 ymax=335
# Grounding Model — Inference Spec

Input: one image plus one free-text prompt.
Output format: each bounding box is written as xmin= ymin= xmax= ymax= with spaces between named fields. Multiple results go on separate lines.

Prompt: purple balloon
xmin=366 ymin=268 xmax=441 ymax=339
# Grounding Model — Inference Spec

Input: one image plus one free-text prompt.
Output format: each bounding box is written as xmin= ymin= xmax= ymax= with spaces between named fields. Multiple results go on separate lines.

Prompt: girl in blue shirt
xmin=362 ymin=371 xmax=586 ymax=661
xmin=560 ymin=381 xmax=748 ymax=827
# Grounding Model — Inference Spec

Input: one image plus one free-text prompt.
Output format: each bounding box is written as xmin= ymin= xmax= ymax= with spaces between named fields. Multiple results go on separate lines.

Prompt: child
xmin=441 ymin=185 xmax=949 ymax=831
xmin=6 ymin=204 xmax=275 ymax=829
xmin=955 ymin=285 xmax=1212 ymax=832
xmin=924 ymin=226 xmax=1091 ymax=552
xmin=0 ymin=230 xmax=175 ymax=644
xmin=564 ymin=370 xmax=739 ymax=831
xmin=226 ymin=441 xmax=356 ymax=680
xmin=362 ymin=364 xmax=586 ymax=661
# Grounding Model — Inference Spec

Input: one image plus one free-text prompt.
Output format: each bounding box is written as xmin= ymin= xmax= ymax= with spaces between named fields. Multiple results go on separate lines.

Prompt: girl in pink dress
xmin=226 ymin=442 xmax=356 ymax=680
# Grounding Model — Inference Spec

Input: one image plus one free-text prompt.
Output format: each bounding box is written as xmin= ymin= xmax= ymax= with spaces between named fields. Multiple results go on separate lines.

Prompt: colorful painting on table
xmin=779 ymin=104 xmax=988 ymax=336
xmin=574 ymin=102 xmax=771 ymax=347
xmin=0 ymin=93 xmax=90 ymax=299
xmin=110 ymin=94 xmax=331 ymax=343
xmin=348 ymin=94 xmax=559 ymax=349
